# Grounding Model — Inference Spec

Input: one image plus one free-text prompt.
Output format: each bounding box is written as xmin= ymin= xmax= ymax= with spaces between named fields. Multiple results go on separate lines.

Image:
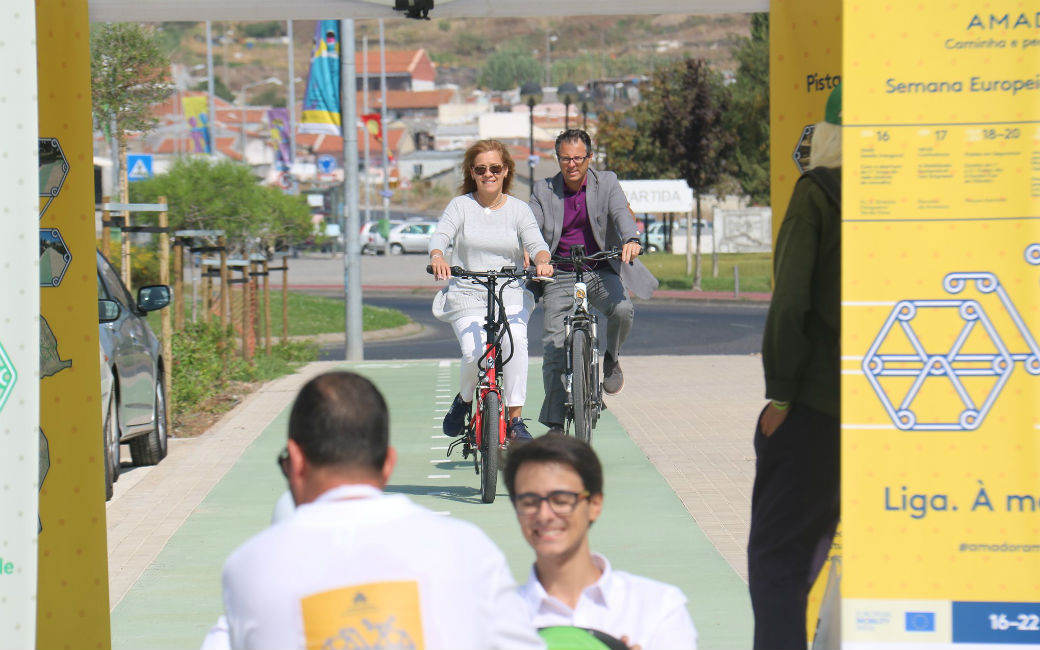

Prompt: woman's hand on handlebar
xmin=532 ymin=252 xmax=554 ymax=278
xmin=429 ymin=251 xmax=452 ymax=280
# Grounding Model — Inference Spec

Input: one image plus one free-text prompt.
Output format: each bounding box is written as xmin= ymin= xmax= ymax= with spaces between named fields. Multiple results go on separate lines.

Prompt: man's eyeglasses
xmin=472 ymin=164 xmax=505 ymax=176
xmin=277 ymin=447 xmax=290 ymax=478
xmin=558 ymin=154 xmax=591 ymax=166
xmin=512 ymin=490 xmax=590 ymax=515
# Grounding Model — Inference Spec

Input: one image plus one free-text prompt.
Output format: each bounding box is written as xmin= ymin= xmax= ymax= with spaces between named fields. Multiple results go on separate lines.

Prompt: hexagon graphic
xmin=792 ymin=124 xmax=815 ymax=173
xmin=862 ymin=270 xmax=1040 ymax=431
xmin=40 ymin=228 xmax=72 ymax=287
xmin=0 ymin=341 xmax=16 ymax=413
xmin=38 ymin=137 xmax=69 ymax=219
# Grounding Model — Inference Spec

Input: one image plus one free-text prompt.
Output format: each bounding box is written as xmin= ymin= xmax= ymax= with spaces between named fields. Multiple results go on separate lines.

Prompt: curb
xmin=286 ymin=322 xmax=424 ymax=347
xmin=289 ymin=284 xmax=772 ymax=303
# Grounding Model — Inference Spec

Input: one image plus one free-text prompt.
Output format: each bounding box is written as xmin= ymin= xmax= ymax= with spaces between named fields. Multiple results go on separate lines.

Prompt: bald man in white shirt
xmin=504 ymin=434 xmax=698 ymax=650
xmin=219 ymin=371 xmax=544 ymax=650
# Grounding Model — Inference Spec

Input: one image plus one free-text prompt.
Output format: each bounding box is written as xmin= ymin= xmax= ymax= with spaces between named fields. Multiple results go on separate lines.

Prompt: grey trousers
xmin=538 ymin=267 xmax=633 ymax=427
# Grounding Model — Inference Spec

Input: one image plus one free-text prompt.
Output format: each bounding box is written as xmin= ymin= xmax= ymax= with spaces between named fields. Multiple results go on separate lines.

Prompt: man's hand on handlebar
xmin=621 ymin=240 xmax=641 ymax=264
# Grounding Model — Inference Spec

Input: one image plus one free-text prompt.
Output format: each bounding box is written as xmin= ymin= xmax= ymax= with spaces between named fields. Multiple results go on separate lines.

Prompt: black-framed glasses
xmin=512 ymin=490 xmax=590 ymax=516
xmin=472 ymin=164 xmax=505 ymax=176
xmin=276 ymin=447 xmax=290 ymax=478
xmin=558 ymin=154 xmax=591 ymax=165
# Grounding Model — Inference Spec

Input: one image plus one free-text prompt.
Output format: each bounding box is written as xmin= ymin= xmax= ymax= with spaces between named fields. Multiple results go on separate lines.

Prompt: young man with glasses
xmin=217 ymin=371 xmax=544 ymax=650
xmin=504 ymin=434 xmax=698 ymax=649
xmin=529 ymin=129 xmax=658 ymax=435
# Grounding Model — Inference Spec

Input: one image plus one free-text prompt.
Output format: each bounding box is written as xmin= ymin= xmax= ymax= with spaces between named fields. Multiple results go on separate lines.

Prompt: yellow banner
xmin=36 ymin=0 xmax=111 ymax=647
xmin=842 ymin=1 xmax=1040 ymax=647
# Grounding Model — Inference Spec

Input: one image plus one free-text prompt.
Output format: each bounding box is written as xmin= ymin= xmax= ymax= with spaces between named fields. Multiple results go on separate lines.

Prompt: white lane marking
xmin=431 ymin=446 xmax=449 ymax=450
xmin=438 ymin=360 xmax=451 ymax=368
xmin=428 ymin=474 xmax=450 ymax=479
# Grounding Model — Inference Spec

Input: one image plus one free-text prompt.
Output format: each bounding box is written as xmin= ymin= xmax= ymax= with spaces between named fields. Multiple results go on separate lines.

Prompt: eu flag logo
xmin=906 ymin=612 xmax=936 ymax=632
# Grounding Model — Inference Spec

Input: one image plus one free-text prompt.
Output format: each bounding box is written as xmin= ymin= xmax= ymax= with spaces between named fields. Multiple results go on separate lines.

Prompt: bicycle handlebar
xmin=426 ymin=265 xmax=540 ymax=280
xmin=550 ymin=246 xmax=639 ymax=269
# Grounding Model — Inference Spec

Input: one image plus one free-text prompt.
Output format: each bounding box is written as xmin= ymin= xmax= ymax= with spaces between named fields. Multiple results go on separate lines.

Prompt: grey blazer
xmin=529 ymin=167 xmax=658 ymax=300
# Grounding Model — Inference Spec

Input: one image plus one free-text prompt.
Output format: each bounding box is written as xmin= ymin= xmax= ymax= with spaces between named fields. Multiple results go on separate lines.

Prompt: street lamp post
xmin=579 ymin=90 xmax=592 ymax=132
xmin=239 ymin=77 xmax=282 ymax=161
xmin=520 ymin=81 xmax=542 ymax=194
xmin=544 ymin=33 xmax=557 ymax=87
xmin=557 ymin=82 xmax=578 ymax=131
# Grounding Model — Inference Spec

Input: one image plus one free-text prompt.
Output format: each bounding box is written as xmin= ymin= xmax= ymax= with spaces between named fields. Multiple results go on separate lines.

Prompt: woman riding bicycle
xmin=429 ymin=139 xmax=554 ymax=442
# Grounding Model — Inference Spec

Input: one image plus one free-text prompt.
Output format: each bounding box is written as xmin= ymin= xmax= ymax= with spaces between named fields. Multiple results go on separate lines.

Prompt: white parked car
xmin=387 ymin=221 xmax=437 ymax=255
xmin=360 ymin=219 xmax=403 ymax=255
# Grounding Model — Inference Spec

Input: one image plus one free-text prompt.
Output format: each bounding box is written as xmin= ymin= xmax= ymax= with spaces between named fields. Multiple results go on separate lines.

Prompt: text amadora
xmin=967 ymin=12 xmax=1040 ymax=30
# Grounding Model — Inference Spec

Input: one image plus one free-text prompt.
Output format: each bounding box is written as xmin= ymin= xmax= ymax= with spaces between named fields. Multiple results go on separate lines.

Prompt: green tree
xmin=727 ymin=13 xmax=770 ymax=204
xmin=642 ymin=59 xmax=735 ymax=287
xmin=477 ymin=48 xmax=542 ymax=91
xmin=596 ymin=108 xmax=671 ymax=180
xmin=129 ymin=158 xmax=311 ymax=255
xmin=91 ymin=23 xmax=174 ymax=209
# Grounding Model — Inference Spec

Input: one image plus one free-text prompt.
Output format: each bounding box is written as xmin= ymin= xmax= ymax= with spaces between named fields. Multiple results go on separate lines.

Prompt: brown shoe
xmin=603 ymin=353 xmax=624 ymax=395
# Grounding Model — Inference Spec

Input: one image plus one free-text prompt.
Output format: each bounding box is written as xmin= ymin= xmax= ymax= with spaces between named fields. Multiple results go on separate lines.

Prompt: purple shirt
xmin=557 ymin=181 xmax=601 ymax=270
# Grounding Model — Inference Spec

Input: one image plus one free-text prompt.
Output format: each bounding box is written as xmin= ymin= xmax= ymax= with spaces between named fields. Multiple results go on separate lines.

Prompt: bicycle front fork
xmin=563 ymin=314 xmax=600 ymax=407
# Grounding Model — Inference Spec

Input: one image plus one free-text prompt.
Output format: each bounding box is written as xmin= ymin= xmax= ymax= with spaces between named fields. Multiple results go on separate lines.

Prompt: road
xmin=312 ymin=292 xmax=767 ymax=360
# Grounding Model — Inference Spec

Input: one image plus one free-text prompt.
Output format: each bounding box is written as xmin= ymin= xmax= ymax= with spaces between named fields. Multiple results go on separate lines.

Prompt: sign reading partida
xmin=842 ymin=2 xmax=1040 ymax=648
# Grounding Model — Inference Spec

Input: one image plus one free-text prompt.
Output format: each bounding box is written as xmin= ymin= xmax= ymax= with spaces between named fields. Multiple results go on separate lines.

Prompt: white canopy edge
xmin=88 ymin=0 xmax=768 ymax=22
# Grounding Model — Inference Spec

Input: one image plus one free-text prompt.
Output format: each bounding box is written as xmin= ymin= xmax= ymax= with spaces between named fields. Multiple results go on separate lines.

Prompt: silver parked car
xmin=97 ymin=250 xmax=171 ymax=500
xmin=387 ymin=221 xmax=437 ymax=254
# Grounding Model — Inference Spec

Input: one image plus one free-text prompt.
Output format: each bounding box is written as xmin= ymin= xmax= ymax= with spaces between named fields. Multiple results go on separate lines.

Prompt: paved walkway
xmin=106 ymin=353 xmax=764 ymax=649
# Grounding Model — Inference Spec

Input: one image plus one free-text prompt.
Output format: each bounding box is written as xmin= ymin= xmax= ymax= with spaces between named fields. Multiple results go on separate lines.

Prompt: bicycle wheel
xmin=479 ymin=391 xmax=500 ymax=503
xmin=570 ymin=331 xmax=593 ymax=444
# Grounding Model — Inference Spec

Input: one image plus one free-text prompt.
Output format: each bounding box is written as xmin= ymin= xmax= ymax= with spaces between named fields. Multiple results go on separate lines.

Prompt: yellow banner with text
xmin=842 ymin=2 xmax=1040 ymax=647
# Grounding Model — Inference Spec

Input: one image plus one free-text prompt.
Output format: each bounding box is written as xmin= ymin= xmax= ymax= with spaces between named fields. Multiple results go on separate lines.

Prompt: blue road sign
xmin=317 ymin=154 xmax=337 ymax=174
xmin=127 ymin=154 xmax=154 ymax=182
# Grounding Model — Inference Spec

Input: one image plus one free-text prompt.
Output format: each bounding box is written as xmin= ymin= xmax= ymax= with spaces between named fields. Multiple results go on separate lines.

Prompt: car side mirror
xmin=98 ymin=299 xmax=121 ymax=323
xmin=136 ymin=285 xmax=171 ymax=312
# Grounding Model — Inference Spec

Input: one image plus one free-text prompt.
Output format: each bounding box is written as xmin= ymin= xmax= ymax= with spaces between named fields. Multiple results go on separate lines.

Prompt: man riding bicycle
xmin=529 ymin=129 xmax=657 ymax=435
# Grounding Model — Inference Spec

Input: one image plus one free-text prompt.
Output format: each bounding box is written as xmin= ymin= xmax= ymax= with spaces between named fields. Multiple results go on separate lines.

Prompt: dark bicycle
xmin=550 ymin=246 xmax=625 ymax=444
xmin=426 ymin=264 xmax=543 ymax=503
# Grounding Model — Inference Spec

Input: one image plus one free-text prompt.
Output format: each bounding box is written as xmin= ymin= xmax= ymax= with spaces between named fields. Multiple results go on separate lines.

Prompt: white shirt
xmin=221 ymin=484 xmax=544 ymax=650
xmin=518 ymin=553 xmax=698 ymax=650
xmin=429 ymin=194 xmax=548 ymax=323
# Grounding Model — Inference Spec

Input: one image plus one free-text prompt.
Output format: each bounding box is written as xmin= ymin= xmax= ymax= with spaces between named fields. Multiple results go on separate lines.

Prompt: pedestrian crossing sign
xmin=127 ymin=154 xmax=153 ymax=182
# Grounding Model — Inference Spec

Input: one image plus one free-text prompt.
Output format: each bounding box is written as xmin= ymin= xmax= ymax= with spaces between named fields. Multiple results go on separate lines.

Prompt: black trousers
xmin=748 ymin=403 xmax=840 ymax=650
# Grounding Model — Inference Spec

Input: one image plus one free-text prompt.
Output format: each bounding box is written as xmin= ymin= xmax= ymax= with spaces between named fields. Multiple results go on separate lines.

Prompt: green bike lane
xmin=112 ymin=360 xmax=751 ymax=649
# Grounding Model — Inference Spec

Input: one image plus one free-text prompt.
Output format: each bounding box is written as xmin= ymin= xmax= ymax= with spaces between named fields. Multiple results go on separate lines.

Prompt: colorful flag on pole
xmin=267 ymin=108 xmax=292 ymax=170
xmin=299 ymin=21 xmax=341 ymax=136
xmin=362 ymin=113 xmax=383 ymax=142
xmin=182 ymin=95 xmax=212 ymax=153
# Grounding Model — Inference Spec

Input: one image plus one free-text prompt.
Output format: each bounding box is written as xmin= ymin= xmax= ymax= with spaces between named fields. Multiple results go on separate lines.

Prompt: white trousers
xmin=450 ymin=302 xmax=530 ymax=408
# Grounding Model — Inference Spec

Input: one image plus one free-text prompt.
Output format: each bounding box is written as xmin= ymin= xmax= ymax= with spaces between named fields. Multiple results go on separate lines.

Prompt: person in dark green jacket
xmin=748 ymin=83 xmax=842 ymax=650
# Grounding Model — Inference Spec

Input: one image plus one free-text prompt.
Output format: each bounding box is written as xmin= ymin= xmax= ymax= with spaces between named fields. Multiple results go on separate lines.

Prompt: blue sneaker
xmin=508 ymin=417 xmax=534 ymax=442
xmin=443 ymin=394 xmax=469 ymax=437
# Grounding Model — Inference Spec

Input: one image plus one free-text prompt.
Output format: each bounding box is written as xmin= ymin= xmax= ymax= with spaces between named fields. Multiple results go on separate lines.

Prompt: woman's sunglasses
xmin=472 ymin=164 xmax=505 ymax=176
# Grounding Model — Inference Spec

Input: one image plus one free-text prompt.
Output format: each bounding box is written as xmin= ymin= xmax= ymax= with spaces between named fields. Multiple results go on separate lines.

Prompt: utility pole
xmin=287 ymin=20 xmax=297 ymax=192
xmin=379 ymin=19 xmax=391 ymax=224
xmin=363 ymin=36 xmax=371 ymax=225
xmin=340 ymin=19 xmax=363 ymax=360
xmin=206 ymin=21 xmax=215 ymax=156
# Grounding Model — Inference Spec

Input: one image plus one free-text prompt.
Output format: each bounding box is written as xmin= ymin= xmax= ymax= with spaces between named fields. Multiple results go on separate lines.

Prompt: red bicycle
xmin=427 ymin=264 xmax=540 ymax=503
